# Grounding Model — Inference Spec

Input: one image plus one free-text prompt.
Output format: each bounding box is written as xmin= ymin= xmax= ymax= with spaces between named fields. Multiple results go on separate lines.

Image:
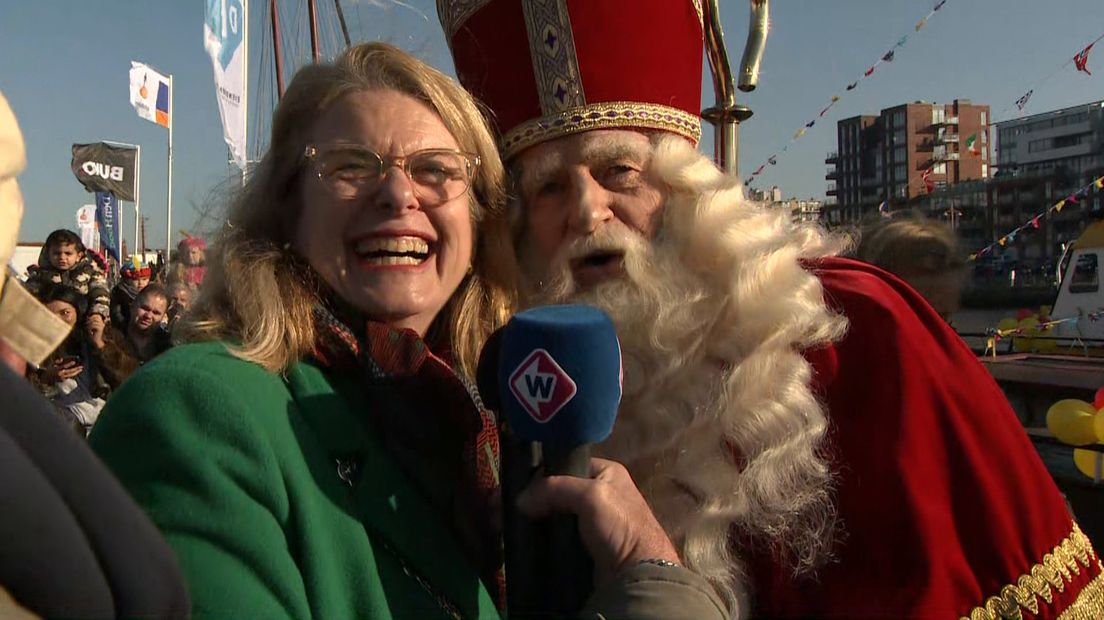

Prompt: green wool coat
xmin=90 ymin=341 xmax=501 ymax=620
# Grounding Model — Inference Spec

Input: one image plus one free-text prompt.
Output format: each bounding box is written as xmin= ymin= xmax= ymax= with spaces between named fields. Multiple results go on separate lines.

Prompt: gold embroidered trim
xmin=501 ymin=101 xmax=701 ymax=159
xmin=1058 ymin=564 xmax=1104 ymax=620
xmin=960 ymin=523 xmax=1103 ymax=620
xmin=436 ymin=0 xmax=494 ymax=40
xmin=522 ymin=0 xmax=585 ymax=115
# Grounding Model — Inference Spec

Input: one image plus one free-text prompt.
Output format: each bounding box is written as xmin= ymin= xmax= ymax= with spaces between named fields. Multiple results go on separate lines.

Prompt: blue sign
xmin=95 ymin=191 xmax=121 ymax=262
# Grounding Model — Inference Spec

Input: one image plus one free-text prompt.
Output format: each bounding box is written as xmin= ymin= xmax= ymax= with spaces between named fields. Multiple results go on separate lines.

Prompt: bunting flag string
xmin=997 ymin=31 xmax=1104 ymax=120
xmin=743 ymin=1 xmax=953 ymax=187
xmin=985 ymin=307 xmax=1104 ymax=341
xmin=966 ymin=175 xmax=1104 ymax=262
xmin=983 ymin=307 xmax=1104 ymax=355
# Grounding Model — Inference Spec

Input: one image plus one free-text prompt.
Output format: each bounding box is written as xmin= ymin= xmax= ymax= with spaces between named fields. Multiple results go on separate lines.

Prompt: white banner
xmin=76 ymin=204 xmax=99 ymax=251
xmin=129 ymin=61 xmax=171 ymax=128
xmin=204 ymin=0 xmax=247 ymax=171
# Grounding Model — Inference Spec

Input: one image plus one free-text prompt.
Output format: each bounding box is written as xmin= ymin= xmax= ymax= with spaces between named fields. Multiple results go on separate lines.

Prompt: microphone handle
xmin=541 ymin=443 xmax=595 ymax=615
xmin=502 ymin=436 xmax=542 ymax=618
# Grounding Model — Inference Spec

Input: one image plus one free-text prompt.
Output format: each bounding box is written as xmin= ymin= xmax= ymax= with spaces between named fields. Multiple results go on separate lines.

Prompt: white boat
xmin=1050 ymin=221 xmax=1104 ymax=345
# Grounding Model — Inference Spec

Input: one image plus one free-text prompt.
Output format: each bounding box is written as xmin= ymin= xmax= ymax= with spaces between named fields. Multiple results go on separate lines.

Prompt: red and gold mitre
xmin=438 ymin=0 xmax=704 ymax=159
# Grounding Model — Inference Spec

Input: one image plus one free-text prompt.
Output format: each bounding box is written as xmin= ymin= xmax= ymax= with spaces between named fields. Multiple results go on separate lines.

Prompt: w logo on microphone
xmin=508 ymin=349 xmax=578 ymax=423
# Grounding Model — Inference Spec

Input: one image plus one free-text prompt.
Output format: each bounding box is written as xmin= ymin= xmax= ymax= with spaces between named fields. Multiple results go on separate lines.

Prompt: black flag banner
xmin=71 ymin=142 xmax=137 ymax=201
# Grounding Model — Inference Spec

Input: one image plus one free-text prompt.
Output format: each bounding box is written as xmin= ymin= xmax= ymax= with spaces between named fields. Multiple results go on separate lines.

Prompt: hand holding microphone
xmin=479 ymin=304 xmax=680 ymax=616
xmin=516 ymin=457 xmax=681 ymax=587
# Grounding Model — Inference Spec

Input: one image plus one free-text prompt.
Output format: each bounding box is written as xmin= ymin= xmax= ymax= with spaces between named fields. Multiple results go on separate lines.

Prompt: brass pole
xmin=701 ymin=0 xmax=769 ymax=177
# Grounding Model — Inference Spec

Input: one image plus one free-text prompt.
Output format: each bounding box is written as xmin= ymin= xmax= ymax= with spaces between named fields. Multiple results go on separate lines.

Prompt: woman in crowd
xmin=30 ymin=284 xmax=110 ymax=435
xmin=90 ymin=43 xmax=721 ymax=619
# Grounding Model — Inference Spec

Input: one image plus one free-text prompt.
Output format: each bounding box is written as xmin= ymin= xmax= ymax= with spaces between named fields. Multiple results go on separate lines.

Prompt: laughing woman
xmin=89 ymin=43 xmax=726 ymax=620
xmin=89 ymin=43 xmax=518 ymax=619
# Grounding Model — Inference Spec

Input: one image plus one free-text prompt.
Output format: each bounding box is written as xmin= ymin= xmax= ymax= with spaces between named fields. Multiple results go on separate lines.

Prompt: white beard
xmin=517 ymin=135 xmax=850 ymax=615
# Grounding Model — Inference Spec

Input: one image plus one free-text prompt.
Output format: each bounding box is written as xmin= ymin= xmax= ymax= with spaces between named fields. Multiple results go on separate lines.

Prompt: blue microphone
xmin=479 ymin=304 xmax=622 ymax=617
xmin=497 ymin=304 xmax=622 ymax=459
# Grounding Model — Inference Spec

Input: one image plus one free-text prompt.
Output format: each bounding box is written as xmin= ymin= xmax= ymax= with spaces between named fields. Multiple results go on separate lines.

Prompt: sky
xmin=1 ymin=0 xmax=1101 ymax=249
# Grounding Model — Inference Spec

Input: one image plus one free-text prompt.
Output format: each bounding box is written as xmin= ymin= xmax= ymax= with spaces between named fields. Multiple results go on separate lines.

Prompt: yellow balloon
xmin=1046 ymin=399 xmax=1098 ymax=445
xmin=1014 ymin=317 xmax=1040 ymax=352
xmin=1096 ymin=409 xmax=1104 ymax=443
xmin=1034 ymin=323 xmax=1059 ymax=353
xmin=1073 ymin=448 xmax=1104 ymax=480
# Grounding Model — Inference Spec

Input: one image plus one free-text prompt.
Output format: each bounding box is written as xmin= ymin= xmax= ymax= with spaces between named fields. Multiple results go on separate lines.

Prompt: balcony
xmin=825 ymin=151 xmax=839 ymax=164
xmin=930 ymin=146 xmax=960 ymax=164
xmin=932 ymin=116 xmax=959 ymax=126
xmin=826 ymin=186 xmax=838 ymax=196
xmin=826 ymin=169 xmax=839 ymax=180
xmin=938 ymin=133 xmax=959 ymax=143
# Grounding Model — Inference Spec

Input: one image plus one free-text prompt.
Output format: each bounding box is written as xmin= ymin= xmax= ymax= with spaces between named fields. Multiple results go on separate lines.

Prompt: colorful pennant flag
xmin=915 ymin=17 xmax=927 ymax=32
xmin=1074 ymin=42 xmax=1094 ymax=75
xmin=965 ymin=133 xmax=980 ymax=156
xmin=767 ymin=155 xmax=777 ymax=165
xmin=1015 ymin=89 xmax=1034 ymax=111
xmin=1095 ymin=176 xmax=1104 ymax=189
xmin=846 ymin=82 xmax=858 ymax=91
xmin=922 ymin=167 xmax=935 ymax=193
xmin=1055 ymin=199 xmax=1066 ymax=212
xmin=882 ymin=50 xmax=896 ymax=62
xmin=934 ymin=0 xmax=947 ymax=10
xmin=864 ymin=65 xmax=876 ymax=77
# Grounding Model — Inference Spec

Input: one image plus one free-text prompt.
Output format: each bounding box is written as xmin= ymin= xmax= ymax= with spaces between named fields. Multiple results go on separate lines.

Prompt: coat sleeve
xmin=85 ymin=266 xmax=110 ymax=318
xmin=581 ymin=563 xmax=730 ymax=620
xmin=89 ymin=356 xmax=312 ymax=620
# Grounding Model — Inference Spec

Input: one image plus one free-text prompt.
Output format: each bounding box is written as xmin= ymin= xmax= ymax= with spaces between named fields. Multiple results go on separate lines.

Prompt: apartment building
xmin=825 ymin=99 xmax=991 ymax=225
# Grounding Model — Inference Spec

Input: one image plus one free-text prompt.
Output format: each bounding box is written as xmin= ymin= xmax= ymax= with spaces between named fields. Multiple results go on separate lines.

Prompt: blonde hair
xmin=178 ymin=43 xmax=517 ymax=376
xmin=515 ymin=134 xmax=850 ymax=615
xmin=856 ymin=215 xmax=964 ymax=275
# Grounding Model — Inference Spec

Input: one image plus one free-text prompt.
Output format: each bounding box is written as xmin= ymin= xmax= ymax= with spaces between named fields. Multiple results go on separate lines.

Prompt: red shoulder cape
xmin=747 ymin=257 xmax=1103 ymax=619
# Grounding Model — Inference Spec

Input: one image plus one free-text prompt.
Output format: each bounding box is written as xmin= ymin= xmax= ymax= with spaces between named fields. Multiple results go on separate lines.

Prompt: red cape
xmin=747 ymin=257 xmax=1103 ymax=619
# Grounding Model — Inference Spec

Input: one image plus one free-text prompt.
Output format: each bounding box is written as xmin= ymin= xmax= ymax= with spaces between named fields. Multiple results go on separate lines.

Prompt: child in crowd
xmin=110 ymin=258 xmax=152 ymax=328
xmin=168 ymin=235 xmax=206 ymax=290
xmin=24 ymin=229 xmax=110 ymax=319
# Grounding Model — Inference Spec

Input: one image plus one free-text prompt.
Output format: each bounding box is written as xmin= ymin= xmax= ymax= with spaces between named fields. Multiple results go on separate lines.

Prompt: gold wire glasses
xmin=304 ymin=144 xmax=480 ymax=205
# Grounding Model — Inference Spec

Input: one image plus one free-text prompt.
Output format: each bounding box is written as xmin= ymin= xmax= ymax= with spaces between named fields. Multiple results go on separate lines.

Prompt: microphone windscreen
xmin=497 ymin=305 xmax=622 ymax=448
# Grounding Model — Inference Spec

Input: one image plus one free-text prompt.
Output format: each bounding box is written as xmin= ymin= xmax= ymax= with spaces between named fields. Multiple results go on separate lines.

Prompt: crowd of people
xmin=1 ymin=1 xmax=1102 ymax=619
xmin=19 ymin=230 xmax=202 ymax=435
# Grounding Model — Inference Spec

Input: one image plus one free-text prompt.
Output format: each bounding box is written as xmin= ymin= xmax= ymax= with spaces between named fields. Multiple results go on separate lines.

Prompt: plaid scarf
xmin=311 ymin=304 xmax=507 ymax=610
